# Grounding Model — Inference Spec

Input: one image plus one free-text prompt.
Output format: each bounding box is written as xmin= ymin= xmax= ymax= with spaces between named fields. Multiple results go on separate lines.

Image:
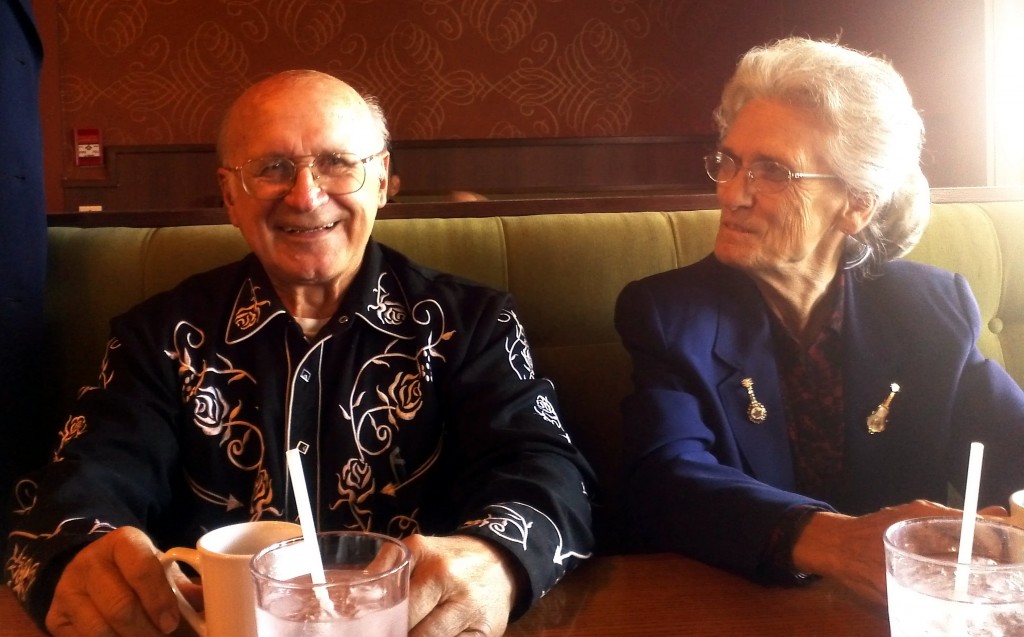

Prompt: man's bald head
xmin=217 ymin=70 xmax=389 ymax=166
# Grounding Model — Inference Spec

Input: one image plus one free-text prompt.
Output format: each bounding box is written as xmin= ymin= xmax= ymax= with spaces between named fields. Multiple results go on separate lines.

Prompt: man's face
xmin=217 ymin=75 xmax=389 ymax=300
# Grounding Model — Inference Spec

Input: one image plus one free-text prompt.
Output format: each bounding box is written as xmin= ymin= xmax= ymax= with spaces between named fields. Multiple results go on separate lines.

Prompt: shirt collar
xmin=223 ymin=241 xmax=410 ymax=344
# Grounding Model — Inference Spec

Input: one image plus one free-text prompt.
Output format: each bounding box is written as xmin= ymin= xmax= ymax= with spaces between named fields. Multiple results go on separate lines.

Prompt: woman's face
xmin=713 ymin=98 xmax=865 ymax=286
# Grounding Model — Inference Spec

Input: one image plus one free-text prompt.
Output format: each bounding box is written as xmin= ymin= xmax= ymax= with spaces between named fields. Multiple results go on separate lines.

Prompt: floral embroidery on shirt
xmin=6 ymin=518 xmax=118 ymax=600
xmin=382 ymin=372 xmax=423 ymax=424
xmin=387 ymin=513 xmax=421 ymax=537
xmin=499 ymin=310 xmax=535 ymax=380
xmin=232 ymin=280 xmax=271 ymax=331
xmin=369 ymin=273 xmax=408 ymax=325
xmin=166 ymin=321 xmax=280 ymax=519
xmin=535 ymin=395 xmax=570 ymax=442
xmin=77 ymin=338 xmax=120 ymax=398
xmin=462 ymin=502 xmax=592 ymax=575
xmin=10 ymin=480 xmax=37 ymax=515
xmin=334 ymin=283 xmax=453 ymax=531
xmin=331 ymin=458 xmax=376 ymax=531
xmin=5 ymin=544 xmax=39 ymax=601
xmin=462 ymin=504 xmax=533 ymax=550
xmin=53 ymin=415 xmax=87 ymax=462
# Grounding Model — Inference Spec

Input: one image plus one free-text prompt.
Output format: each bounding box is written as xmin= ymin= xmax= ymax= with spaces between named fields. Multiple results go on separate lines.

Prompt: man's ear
xmin=216 ymin=168 xmax=240 ymax=226
xmin=377 ymin=152 xmax=391 ymax=208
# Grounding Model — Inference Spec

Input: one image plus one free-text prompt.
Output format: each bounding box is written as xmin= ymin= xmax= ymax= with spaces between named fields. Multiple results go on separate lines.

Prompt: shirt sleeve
xmin=441 ymin=291 xmax=595 ymax=614
xmin=4 ymin=310 xmax=182 ymax=623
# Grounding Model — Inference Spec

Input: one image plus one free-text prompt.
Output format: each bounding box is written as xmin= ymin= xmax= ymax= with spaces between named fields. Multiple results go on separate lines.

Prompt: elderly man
xmin=5 ymin=70 xmax=593 ymax=636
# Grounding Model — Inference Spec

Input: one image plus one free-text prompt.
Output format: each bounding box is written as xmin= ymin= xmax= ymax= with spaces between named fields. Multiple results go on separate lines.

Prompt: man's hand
xmin=46 ymin=526 xmax=183 ymax=637
xmin=404 ymin=534 xmax=519 ymax=637
xmin=791 ymin=499 xmax=958 ymax=606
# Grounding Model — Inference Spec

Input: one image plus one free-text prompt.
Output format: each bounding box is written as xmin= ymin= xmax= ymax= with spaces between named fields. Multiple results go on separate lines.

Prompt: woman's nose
xmin=717 ymin=170 xmax=754 ymax=211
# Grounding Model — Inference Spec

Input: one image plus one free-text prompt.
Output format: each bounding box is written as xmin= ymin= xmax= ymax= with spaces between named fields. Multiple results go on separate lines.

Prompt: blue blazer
xmin=615 ymin=255 xmax=1024 ymax=579
xmin=1 ymin=0 xmax=47 ymax=546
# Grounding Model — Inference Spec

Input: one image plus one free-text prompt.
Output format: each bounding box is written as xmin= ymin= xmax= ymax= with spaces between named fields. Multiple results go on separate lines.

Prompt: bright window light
xmin=986 ymin=0 xmax=1024 ymax=186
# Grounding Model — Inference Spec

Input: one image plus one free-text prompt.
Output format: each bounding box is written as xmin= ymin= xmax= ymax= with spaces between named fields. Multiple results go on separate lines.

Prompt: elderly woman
xmin=616 ymin=37 xmax=1024 ymax=605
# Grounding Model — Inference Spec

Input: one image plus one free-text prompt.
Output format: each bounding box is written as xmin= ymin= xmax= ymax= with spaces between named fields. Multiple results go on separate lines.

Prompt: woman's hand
xmin=791 ymin=499 xmax=959 ymax=606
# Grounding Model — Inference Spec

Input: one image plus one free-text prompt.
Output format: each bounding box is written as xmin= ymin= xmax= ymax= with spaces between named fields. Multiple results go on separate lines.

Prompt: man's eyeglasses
xmin=703 ymin=151 xmax=838 ymax=195
xmin=231 ymin=151 xmax=383 ymax=200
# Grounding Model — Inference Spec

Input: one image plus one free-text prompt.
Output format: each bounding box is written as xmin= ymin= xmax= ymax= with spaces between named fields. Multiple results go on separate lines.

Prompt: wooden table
xmin=0 ymin=553 xmax=889 ymax=636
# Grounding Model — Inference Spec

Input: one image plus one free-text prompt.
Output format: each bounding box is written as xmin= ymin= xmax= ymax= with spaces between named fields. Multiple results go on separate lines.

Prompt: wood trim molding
xmin=929 ymin=186 xmax=1024 ymax=203
xmin=59 ymin=137 xmax=718 ymax=212
xmin=47 ymin=188 xmax=1021 ymax=228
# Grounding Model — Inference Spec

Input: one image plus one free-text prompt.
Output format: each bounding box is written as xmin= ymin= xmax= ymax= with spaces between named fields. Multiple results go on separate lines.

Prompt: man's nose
xmin=283 ymin=164 xmax=329 ymax=210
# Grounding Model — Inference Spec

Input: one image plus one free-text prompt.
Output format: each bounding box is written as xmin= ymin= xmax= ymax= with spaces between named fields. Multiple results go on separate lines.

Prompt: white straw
xmin=285 ymin=447 xmax=338 ymax=616
xmin=954 ymin=441 xmax=985 ymax=599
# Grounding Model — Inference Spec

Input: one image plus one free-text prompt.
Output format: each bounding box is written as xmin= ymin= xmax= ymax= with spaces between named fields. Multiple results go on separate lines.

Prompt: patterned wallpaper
xmin=56 ymin=0 xmax=779 ymax=145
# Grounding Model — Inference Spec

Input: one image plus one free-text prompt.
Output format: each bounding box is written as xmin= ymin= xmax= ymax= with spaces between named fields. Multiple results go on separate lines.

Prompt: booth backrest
xmin=45 ymin=199 xmax=1024 ymax=550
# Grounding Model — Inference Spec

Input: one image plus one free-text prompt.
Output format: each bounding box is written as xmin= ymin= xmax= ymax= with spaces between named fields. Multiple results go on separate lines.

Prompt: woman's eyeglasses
xmin=703 ymin=151 xmax=838 ymax=195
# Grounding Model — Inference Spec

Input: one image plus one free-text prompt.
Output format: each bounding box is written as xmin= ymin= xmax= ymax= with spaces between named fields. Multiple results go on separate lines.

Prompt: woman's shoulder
xmin=856 ymin=259 xmax=978 ymax=327
xmin=615 ymin=256 xmax=754 ymax=331
xmin=863 ymin=259 xmax=963 ymax=296
xmin=625 ymin=255 xmax=739 ymax=295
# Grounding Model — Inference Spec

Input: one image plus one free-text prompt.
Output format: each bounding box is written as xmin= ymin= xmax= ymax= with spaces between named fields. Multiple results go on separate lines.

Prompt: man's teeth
xmin=283 ymin=222 xmax=337 ymax=234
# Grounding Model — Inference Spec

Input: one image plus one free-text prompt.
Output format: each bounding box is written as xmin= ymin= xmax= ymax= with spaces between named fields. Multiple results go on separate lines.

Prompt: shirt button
xmin=338 ymin=315 xmax=349 ymax=325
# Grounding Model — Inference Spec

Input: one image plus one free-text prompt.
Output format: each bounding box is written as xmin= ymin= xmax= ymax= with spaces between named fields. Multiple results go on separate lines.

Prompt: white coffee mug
xmin=160 ymin=520 xmax=300 ymax=637
xmin=1010 ymin=489 xmax=1024 ymax=528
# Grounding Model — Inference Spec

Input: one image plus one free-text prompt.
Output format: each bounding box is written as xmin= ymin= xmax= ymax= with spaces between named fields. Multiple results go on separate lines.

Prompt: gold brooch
xmin=866 ymin=383 xmax=900 ymax=434
xmin=741 ymin=378 xmax=767 ymax=424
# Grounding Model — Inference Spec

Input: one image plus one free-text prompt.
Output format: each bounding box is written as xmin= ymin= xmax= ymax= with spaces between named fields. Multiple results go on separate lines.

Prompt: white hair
xmin=714 ymin=37 xmax=930 ymax=273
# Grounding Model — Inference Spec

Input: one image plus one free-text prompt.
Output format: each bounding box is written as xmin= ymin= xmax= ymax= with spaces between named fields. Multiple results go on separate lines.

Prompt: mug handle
xmin=159 ymin=547 xmax=206 ymax=636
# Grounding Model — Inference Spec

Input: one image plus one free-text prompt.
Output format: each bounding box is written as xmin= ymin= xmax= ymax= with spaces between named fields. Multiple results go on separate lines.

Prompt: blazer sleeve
xmin=943 ymin=273 xmax=1024 ymax=507
xmin=615 ymin=277 xmax=831 ymax=581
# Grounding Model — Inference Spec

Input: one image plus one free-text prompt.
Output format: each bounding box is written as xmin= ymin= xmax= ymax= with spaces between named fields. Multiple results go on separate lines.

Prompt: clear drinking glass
xmin=884 ymin=517 xmax=1024 ymax=636
xmin=250 ymin=530 xmax=410 ymax=637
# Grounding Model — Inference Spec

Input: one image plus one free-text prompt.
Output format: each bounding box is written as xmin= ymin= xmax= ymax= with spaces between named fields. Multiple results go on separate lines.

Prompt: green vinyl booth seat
xmin=44 ymin=199 xmax=1024 ymax=551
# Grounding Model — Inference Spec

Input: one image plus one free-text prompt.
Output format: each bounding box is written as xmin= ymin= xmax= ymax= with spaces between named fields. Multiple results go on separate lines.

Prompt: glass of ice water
xmin=250 ymin=531 xmax=410 ymax=636
xmin=884 ymin=517 xmax=1024 ymax=637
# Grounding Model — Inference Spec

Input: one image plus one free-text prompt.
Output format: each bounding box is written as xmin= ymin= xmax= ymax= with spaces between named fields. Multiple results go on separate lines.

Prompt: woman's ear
xmin=838 ymin=190 xmax=877 ymax=236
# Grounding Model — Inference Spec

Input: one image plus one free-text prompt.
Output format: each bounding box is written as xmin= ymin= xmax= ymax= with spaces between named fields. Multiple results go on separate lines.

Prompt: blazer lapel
xmin=13 ymin=0 xmax=44 ymax=57
xmin=840 ymin=274 xmax=911 ymax=504
xmin=712 ymin=271 xmax=798 ymax=491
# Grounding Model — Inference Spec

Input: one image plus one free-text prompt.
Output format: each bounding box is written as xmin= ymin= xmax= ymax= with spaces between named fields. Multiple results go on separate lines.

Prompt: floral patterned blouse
xmin=5 ymin=241 xmax=594 ymax=622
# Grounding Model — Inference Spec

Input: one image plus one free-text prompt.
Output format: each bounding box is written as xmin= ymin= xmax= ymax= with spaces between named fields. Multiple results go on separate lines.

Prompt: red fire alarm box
xmin=74 ymin=128 xmax=103 ymax=167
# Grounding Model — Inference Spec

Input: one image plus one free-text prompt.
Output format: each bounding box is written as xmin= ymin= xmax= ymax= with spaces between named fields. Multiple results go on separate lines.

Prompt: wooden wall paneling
xmin=392 ymin=136 xmax=717 ymax=197
xmin=46 ymin=193 xmax=724 ymax=227
xmin=62 ymin=145 xmax=223 ymax=212
xmin=59 ymin=137 xmax=719 ymax=212
xmin=47 ymin=188 xmax=1023 ymax=228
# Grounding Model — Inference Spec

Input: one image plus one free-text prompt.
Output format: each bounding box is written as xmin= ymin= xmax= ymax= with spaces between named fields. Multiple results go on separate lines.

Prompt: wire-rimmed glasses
xmin=231 ymin=151 xmax=383 ymax=200
xmin=703 ymin=151 xmax=838 ymax=195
